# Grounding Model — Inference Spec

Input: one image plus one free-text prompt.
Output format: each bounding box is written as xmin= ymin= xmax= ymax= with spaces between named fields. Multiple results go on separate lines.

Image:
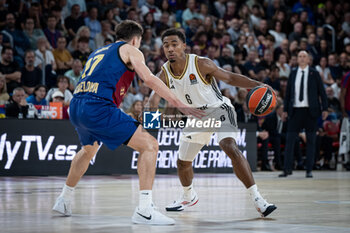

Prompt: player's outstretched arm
xmin=144 ymin=70 xmax=166 ymax=111
xmin=126 ymin=45 xmax=205 ymax=118
xmin=198 ymin=57 xmax=262 ymax=89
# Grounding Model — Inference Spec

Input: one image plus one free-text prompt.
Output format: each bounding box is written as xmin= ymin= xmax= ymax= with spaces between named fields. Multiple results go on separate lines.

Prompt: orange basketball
xmin=246 ymin=86 xmax=277 ymax=116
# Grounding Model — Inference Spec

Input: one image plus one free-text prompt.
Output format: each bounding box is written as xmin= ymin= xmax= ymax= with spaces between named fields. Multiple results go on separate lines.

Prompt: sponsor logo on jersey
xmin=189 ymin=73 xmax=198 ymax=85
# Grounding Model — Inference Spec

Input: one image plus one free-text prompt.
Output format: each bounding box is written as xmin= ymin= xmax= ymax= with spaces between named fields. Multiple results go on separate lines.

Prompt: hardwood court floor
xmin=1 ymin=171 xmax=350 ymax=233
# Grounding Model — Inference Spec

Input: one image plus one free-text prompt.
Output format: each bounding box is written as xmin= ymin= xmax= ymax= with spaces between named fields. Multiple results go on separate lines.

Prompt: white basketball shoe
xmin=253 ymin=195 xmax=277 ymax=217
xmin=165 ymin=190 xmax=199 ymax=211
xmin=52 ymin=196 xmax=72 ymax=216
xmin=132 ymin=206 xmax=175 ymax=225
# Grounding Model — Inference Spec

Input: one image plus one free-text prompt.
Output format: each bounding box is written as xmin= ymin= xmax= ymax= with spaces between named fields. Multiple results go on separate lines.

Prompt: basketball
xmin=246 ymin=86 xmax=277 ymax=116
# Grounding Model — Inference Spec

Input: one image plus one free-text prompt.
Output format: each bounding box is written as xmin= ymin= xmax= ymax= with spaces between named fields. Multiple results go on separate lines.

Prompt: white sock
xmin=139 ymin=190 xmax=152 ymax=211
xmin=59 ymin=184 xmax=75 ymax=201
xmin=248 ymin=184 xmax=261 ymax=200
xmin=183 ymin=183 xmax=194 ymax=200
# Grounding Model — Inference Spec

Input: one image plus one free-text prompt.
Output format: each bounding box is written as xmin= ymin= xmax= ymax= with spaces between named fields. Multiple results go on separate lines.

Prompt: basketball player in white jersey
xmin=148 ymin=29 xmax=277 ymax=217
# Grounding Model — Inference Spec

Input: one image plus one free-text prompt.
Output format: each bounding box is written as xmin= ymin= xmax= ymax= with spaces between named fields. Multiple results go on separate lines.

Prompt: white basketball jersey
xmin=162 ymin=54 xmax=228 ymax=109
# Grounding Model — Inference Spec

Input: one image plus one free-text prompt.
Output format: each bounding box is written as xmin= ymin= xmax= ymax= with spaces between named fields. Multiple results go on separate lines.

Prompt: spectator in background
xmin=328 ymin=53 xmax=342 ymax=81
xmin=288 ymin=21 xmax=304 ymax=43
xmin=67 ymin=26 xmax=95 ymax=53
xmin=0 ymin=47 xmax=21 ymax=94
xmin=182 ymin=0 xmax=200 ymax=28
xmin=51 ymin=5 xmax=67 ymax=36
xmin=64 ymin=4 xmax=85 ymax=41
xmin=127 ymin=100 xmax=143 ymax=120
xmin=23 ymin=17 xmax=45 ymax=50
xmin=84 ymin=7 xmax=101 ymax=49
xmin=21 ymin=50 xmax=42 ymax=95
xmin=141 ymin=0 xmax=162 ymax=22
xmin=261 ymin=102 xmax=287 ymax=170
xmin=26 ymin=84 xmax=47 ymax=105
xmin=244 ymin=50 xmax=259 ymax=80
xmin=316 ymin=56 xmax=334 ymax=86
xmin=276 ymin=53 xmax=290 ymax=78
xmin=64 ymin=59 xmax=82 ymax=91
xmin=0 ymin=75 xmax=9 ymax=103
xmin=67 ymin=0 xmax=86 ymax=13
xmin=2 ymin=13 xmax=31 ymax=60
xmin=34 ymin=37 xmax=57 ymax=88
xmin=51 ymin=90 xmax=69 ymax=119
xmin=72 ymin=36 xmax=91 ymax=66
xmin=227 ymin=18 xmax=241 ymax=44
xmin=46 ymin=75 xmax=73 ymax=106
xmin=104 ymin=8 xmax=119 ymax=34
xmin=339 ymin=52 xmax=349 ymax=75
xmin=218 ymin=46 xmax=234 ymax=68
xmin=5 ymin=87 xmax=28 ymax=118
xmin=264 ymin=65 xmax=281 ymax=92
xmin=94 ymin=21 xmax=114 ymax=49
xmin=44 ymin=15 xmax=62 ymax=49
xmin=219 ymin=64 xmax=237 ymax=100
xmin=269 ymin=20 xmax=286 ymax=48
xmin=53 ymin=36 xmax=73 ymax=75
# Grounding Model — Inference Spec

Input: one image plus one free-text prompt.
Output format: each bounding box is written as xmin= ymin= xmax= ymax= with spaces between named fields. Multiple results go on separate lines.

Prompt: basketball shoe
xmin=52 ymin=196 xmax=72 ymax=216
xmin=132 ymin=206 xmax=175 ymax=225
xmin=165 ymin=190 xmax=199 ymax=211
xmin=253 ymin=195 xmax=277 ymax=217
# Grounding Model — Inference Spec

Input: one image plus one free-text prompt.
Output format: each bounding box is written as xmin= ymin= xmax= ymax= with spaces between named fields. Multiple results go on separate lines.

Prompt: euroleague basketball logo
xmin=257 ymin=93 xmax=272 ymax=114
xmin=189 ymin=73 xmax=198 ymax=85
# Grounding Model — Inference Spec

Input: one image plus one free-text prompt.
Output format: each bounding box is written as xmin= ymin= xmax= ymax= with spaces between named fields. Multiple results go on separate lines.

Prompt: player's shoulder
xmin=195 ymin=54 xmax=217 ymax=71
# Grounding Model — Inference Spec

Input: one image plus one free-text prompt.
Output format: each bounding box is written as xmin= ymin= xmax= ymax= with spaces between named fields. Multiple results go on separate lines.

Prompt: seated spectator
xmin=2 ymin=13 xmax=31 ymax=61
xmin=65 ymin=4 xmax=85 ymax=41
xmin=233 ymin=88 xmax=248 ymax=118
xmin=46 ymin=76 xmax=73 ymax=106
xmin=141 ymin=0 xmax=162 ymax=22
xmin=182 ymin=0 xmax=200 ymax=28
xmin=64 ymin=59 xmax=83 ymax=91
xmin=0 ymin=75 xmax=10 ymax=103
xmin=51 ymin=90 xmax=69 ymax=119
xmin=218 ymin=46 xmax=235 ymax=67
xmin=23 ymin=17 xmax=45 ymax=50
xmin=67 ymin=26 xmax=95 ymax=53
xmin=84 ymin=7 xmax=101 ymax=48
xmin=94 ymin=21 xmax=114 ymax=49
xmin=269 ymin=20 xmax=286 ymax=48
xmin=0 ymin=47 xmax=21 ymax=94
xmin=34 ymin=37 xmax=57 ymax=88
xmin=288 ymin=21 xmax=304 ymax=43
xmin=264 ymin=65 xmax=281 ymax=92
xmin=5 ymin=87 xmax=28 ymax=118
xmin=26 ymin=84 xmax=48 ymax=105
xmin=316 ymin=56 xmax=334 ymax=86
xmin=44 ymin=15 xmax=62 ymax=49
xmin=244 ymin=50 xmax=259 ymax=79
xmin=21 ymin=50 xmax=42 ymax=95
xmin=72 ymin=36 xmax=91 ymax=67
xmin=328 ymin=53 xmax=342 ymax=81
xmin=219 ymin=64 xmax=237 ymax=100
xmin=127 ymin=100 xmax=143 ymax=120
xmin=53 ymin=36 xmax=73 ymax=75
xmin=260 ymin=102 xmax=286 ymax=170
xmin=276 ymin=53 xmax=291 ymax=78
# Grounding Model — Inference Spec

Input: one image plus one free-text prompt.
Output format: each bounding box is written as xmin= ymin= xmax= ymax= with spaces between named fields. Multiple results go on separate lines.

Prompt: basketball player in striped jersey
xmin=148 ymin=29 xmax=277 ymax=217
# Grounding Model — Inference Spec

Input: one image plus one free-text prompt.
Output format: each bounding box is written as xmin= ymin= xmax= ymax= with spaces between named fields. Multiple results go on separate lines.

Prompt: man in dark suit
xmin=261 ymin=102 xmax=286 ymax=170
xmin=280 ymin=50 xmax=328 ymax=178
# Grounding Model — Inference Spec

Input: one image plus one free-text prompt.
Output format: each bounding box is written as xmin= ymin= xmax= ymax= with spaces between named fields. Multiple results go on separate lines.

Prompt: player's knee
xmin=177 ymin=159 xmax=192 ymax=170
xmin=219 ymin=138 xmax=239 ymax=158
xmin=143 ymin=136 xmax=159 ymax=153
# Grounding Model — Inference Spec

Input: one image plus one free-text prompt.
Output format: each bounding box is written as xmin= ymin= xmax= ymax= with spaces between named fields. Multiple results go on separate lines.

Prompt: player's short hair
xmin=161 ymin=28 xmax=186 ymax=43
xmin=115 ymin=20 xmax=143 ymax=41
